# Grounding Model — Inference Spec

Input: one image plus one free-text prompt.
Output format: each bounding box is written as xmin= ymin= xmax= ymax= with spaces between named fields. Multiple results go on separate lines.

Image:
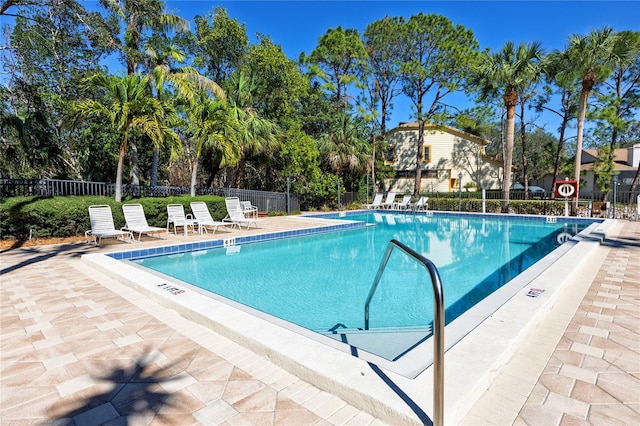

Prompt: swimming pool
xmin=84 ymin=211 xmax=611 ymax=423
xmin=125 ymin=211 xmax=591 ymax=364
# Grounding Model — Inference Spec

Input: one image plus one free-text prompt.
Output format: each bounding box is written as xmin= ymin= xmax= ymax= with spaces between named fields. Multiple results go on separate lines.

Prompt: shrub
xmin=0 ymin=195 xmax=226 ymax=241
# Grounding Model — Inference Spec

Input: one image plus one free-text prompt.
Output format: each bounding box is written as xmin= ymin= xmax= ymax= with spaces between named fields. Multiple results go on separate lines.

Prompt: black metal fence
xmin=0 ymin=178 xmax=300 ymax=213
xmin=354 ymin=188 xmax=638 ymax=205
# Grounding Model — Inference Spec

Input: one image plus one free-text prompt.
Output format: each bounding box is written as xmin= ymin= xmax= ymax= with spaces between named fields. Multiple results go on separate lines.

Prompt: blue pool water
xmin=134 ymin=212 xmax=589 ymax=336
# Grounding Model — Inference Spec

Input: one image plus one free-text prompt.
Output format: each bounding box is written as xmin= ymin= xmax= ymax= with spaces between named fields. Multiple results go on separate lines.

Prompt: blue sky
xmin=164 ymin=1 xmax=639 ymax=58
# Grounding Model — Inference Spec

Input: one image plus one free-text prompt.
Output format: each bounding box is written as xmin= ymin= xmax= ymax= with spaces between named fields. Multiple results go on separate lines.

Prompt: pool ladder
xmin=365 ymin=239 xmax=445 ymax=426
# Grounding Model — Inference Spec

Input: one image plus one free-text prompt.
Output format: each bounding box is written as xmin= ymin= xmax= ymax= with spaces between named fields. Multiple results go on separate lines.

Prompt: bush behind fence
xmin=0 ymin=178 xmax=300 ymax=213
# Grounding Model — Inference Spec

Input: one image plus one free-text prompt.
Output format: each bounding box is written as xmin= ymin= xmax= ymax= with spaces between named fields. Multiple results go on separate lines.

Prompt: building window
xmin=422 ymin=145 xmax=432 ymax=163
xmin=386 ymin=146 xmax=395 ymax=163
xmin=450 ymin=177 xmax=459 ymax=191
xmin=423 ymin=169 xmax=438 ymax=178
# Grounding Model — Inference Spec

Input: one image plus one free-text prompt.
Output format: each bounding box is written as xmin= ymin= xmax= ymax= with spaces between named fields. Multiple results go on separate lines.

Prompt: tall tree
xmin=99 ymin=0 xmax=188 ymax=75
xmin=244 ymin=35 xmax=307 ymax=127
xmin=397 ymin=13 xmax=479 ymax=196
xmin=99 ymin=0 xmax=188 ymax=185
xmin=474 ymin=41 xmax=544 ymax=211
xmin=589 ymin=30 xmax=640 ymax=201
xmin=242 ymin=35 xmax=309 ymax=191
xmin=75 ymin=73 xmax=180 ymax=202
xmin=318 ymin=112 xmax=370 ymax=191
xmin=144 ymin=35 xmax=226 ymax=187
xmin=564 ymin=27 xmax=617 ymax=211
xmin=186 ymin=6 xmax=248 ymax=83
xmin=302 ymin=26 xmax=368 ymax=111
xmin=184 ymin=92 xmax=236 ymax=196
xmin=361 ymin=16 xmax=404 ymax=194
xmin=517 ymin=82 xmax=543 ymax=198
xmin=538 ymin=48 xmax=580 ymax=191
xmin=223 ymin=71 xmax=280 ymax=188
xmin=3 ymin=0 xmax=115 ymax=178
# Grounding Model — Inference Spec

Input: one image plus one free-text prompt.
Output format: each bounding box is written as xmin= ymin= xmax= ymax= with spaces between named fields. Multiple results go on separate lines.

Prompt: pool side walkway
xmin=1 ymin=216 xmax=639 ymax=425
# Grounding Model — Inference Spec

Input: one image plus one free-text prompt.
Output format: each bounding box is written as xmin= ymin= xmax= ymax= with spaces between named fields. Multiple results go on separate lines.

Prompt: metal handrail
xmin=364 ymin=239 xmax=445 ymax=426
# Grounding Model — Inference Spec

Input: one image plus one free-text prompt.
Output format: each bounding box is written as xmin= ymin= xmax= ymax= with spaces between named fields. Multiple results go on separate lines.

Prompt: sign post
xmin=554 ymin=180 xmax=578 ymax=216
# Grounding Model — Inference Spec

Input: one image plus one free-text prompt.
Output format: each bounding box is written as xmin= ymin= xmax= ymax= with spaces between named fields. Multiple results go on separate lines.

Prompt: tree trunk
xmin=502 ymin=104 xmax=516 ymax=213
xmin=190 ymin=157 xmax=198 ymax=197
xmin=130 ymin=142 xmax=140 ymax=186
xmin=151 ymin=149 xmax=159 ymax=187
xmin=413 ymin=119 xmax=424 ymax=197
xmin=370 ymin=131 xmax=376 ymax=197
xmin=552 ymin=115 xmax=570 ymax=193
xmin=573 ymin=89 xmax=590 ymax=213
xmin=115 ymin=135 xmax=128 ymax=203
xmin=520 ymin=101 xmax=529 ymax=200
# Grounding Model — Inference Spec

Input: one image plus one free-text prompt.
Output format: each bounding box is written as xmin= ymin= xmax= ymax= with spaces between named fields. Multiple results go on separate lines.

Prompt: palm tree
xmin=100 ymin=0 xmax=189 ymax=75
xmin=223 ymin=71 xmax=279 ymax=188
xmin=565 ymin=27 xmax=617 ymax=211
xmin=318 ymin=112 xmax=370 ymax=191
xmin=75 ymin=73 xmax=180 ymax=202
xmin=541 ymin=48 xmax=580 ymax=193
xmin=474 ymin=41 xmax=544 ymax=212
xmin=146 ymin=41 xmax=226 ymax=187
xmin=596 ymin=30 xmax=639 ymax=203
xmin=99 ymin=0 xmax=189 ymax=186
xmin=185 ymin=92 xmax=238 ymax=196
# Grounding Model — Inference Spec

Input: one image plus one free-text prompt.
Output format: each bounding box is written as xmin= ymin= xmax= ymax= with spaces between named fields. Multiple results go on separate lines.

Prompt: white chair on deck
xmin=122 ymin=203 xmax=166 ymax=241
xmin=223 ymin=197 xmax=263 ymax=229
xmin=364 ymin=193 xmax=383 ymax=209
xmin=166 ymin=204 xmax=198 ymax=236
xmin=241 ymin=200 xmax=258 ymax=218
xmin=393 ymin=195 xmax=412 ymax=210
xmin=85 ymin=205 xmax=133 ymax=246
xmin=413 ymin=196 xmax=429 ymax=211
xmin=381 ymin=192 xmax=396 ymax=209
xmin=190 ymin=201 xmax=229 ymax=234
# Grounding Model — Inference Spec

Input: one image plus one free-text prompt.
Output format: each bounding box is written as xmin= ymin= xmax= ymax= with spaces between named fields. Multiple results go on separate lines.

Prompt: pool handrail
xmin=364 ymin=239 xmax=444 ymax=426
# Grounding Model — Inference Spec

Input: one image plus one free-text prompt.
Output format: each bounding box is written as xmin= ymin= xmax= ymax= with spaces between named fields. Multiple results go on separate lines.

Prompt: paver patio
xmin=1 ymin=216 xmax=639 ymax=425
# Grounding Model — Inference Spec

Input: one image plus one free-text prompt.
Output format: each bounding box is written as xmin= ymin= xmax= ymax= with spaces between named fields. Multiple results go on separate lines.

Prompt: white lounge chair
xmin=393 ymin=195 xmax=412 ymax=210
xmin=364 ymin=193 xmax=383 ymax=209
xmin=223 ymin=197 xmax=263 ymax=229
xmin=85 ymin=205 xmax=133 ymax=246
xmin=122 ymin=203 xmax=166 ymax=241
xmin=413 ymin=196 xmax=429 ymax=211
xmin=166 ymin=204 xmax=198 ymax=236
xmin=381 ymin=192 xmax=396 ymax=209
xmin=241 ymin=200 xmax=258 ymax=218
xmin=190 ymin=201 xmax=229 ymax=234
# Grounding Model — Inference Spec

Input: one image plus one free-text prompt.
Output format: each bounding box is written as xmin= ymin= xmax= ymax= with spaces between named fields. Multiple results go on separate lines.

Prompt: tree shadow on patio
xmin=0 ymin=243 xmax=87 ymax=275
xmin=47 ymin=349 xmax=191 ymax=425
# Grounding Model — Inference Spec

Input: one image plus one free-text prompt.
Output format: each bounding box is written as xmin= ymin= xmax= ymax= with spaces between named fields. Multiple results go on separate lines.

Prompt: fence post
xmin=287 ymin=177 xmax=291 ymax=215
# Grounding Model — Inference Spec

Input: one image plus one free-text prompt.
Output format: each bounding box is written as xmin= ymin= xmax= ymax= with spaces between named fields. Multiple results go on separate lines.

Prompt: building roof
xmin=583 ymin=148 xmax=632 ymax=165
xmin=581 ymin=147 xmax=638 ymax=172
xmin=580 ymin=162 xmax=637 ymax=172
xmin=387 ymin=121 xmax=492 ymax=146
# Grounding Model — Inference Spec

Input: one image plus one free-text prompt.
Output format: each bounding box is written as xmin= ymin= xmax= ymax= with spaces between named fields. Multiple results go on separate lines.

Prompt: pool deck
xmin=1 ymin=215 xmax=639 ymax=425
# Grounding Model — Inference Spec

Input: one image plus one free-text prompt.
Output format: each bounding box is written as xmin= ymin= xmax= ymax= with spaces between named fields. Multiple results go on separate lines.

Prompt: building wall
xmin=383 ymin=126 xmax=502 ymax=194
xmin=628 ymin=144 xmax=640 ymax=168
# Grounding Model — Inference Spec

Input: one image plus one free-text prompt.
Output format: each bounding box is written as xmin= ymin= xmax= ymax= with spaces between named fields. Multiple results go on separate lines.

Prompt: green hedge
xmin=0 ymin=195 xmax=227 ymax=241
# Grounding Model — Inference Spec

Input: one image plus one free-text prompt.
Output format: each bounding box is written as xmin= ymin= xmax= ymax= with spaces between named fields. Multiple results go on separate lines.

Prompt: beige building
xmin=383 ymin=122 xmax=503 ymax=193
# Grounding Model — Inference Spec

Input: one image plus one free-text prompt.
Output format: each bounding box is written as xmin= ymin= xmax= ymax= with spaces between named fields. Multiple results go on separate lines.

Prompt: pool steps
xmin=317 ymin=325 xmax=433 ymax=362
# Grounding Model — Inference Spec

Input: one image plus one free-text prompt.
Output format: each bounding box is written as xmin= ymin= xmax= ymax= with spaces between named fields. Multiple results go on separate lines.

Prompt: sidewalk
xmin=1 ymin=217 xmax=639 ymax=424
xmin=463 ymin=219 xmax=640 ymax=425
